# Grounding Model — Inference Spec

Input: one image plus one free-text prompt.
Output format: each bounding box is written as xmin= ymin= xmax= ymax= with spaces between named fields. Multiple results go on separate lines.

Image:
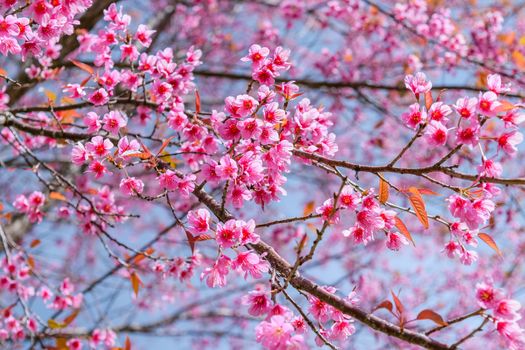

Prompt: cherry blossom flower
xmin=496 ymin=321 xmax=525 ymax=349
xmin=477 ymin=91 xmax=501 ymax=116
xmin=119 ymin=177 xmax=144 ymax=196
xmin=494 ymin=299 xmax=522 ymax=321
xmin=428 ymin=102 xmax=452 ymax=124
xmin=83 ymin=112 xmax=101 ymax=133
xmin=477 ymin=158 xmax=502 ymax=177
xmin=200 ymin=255 xmax=231 ymax=288
xmin=385 ymin=231 xmax=409 ymax=251
xmin=232 ymin=251 xmax=270 ymax=279
xmin=242 ymin=288 xmax=273 ymax=316
xmin=487 ymin=74 xmax=511 ymax=94
xmin=134 ymin=24 xmax=155 ymax=47
xmin=241 ymin=44 xmax=270 ymax=68
xmin=216 ymin=219 xmax=241 ymax=248
xmin=85 ymin=136 xmax=113 ymax=158
xmin=404 ymin=72 xmax=432 ymax=98
xmin=102 ymin=110 xmax=128 ymax=134
xmin=424 ymin=120 xmax=448 ymax=146
xmin=498 ymin=131 xmax=523 ymax=156
xmin=187 ymin=209 xmax=211 ymax=234
xmin=88 ymin=88 xmax=109 ymax=106
xmin=255 ymin=315 xmax=294 ymax=349
xmin=401 ymin=103 xmax=426 ymax=129
xmin=453 ymin=97 xmax=478 ymax=119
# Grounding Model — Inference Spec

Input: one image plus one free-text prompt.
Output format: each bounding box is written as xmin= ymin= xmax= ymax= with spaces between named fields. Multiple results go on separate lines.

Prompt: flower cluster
xmin=242 ymin=44 xmax=291 ymax=86
xmin=13 ymin=191 xmax=46 ymax=223
xmin=0 ymin=0 xmax=91 ymax=60
xmin=476 ymin=282 xmax=525 ymax=349
xmin=197 ymin=211 xmax=268 ymax=288
xmin=340 ymin=187 xmax=408 ymax=251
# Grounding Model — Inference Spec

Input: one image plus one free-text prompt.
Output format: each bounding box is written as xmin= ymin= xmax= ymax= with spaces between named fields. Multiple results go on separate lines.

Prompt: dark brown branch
xmin=192 ymin=70 xmax=525 ymax=99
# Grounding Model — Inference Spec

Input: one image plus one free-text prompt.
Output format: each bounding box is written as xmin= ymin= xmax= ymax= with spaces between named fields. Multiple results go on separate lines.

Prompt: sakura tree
xmin=1 ymin=0 xmax=525 ymax=349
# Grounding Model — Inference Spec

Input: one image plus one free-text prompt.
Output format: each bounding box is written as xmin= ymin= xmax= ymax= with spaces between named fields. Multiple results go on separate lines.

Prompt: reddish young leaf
xmin=394 ymin=217 xmax=415 ymax=246
xmin=303 ymin=201 xmax=315 ymax=216
xmin=424 ymin=90 xmax=433 ymax=110
xmin=185 ymin=230 xmax=196 ymax=254
xmin=391 ymin=291 xmax=404 ymax=314
xmin=120 ymin=151 xmax=152 ymax=160
xmin=49 ymin=192 xmax=67 ymax=201
xmin=63 ymin=309 xmax=80 ymax=326
xmin=417 ymin=188 xmax=439 ymax=196
xmin=57 ymin=338 xmax=70 ymax=350
xmin=27 ymin=255 xmax=35 ymax=270
xmin=124 ymin=336 xmax=131 ymax=350
xmin=156 ymin=136 xmax=175 ymax=156
xmin=416 ymin=309 xmax=448 ymax=326
xmin=70 ymin=59 xmax=94 ymax=75
xmin=373 ymin=300 xmax=393 ymax=313
xmin=478 ymin=233 xmax=502 ymax=256
xmin=195 ymin=90 xmax=201 ymax=114
xmin=407 ymin=187 xmax=429 ymax=229
xmin=379 ymin=176 xmax=389 ymax=204
xmin=494 ymin=99 xmax=516 ymax=113
xmin=133 ymin=248 xmax=155 ymax=265
xmin=129 ymin=271 xmax=143 ymax=297
xmin=193 ymin=234 xmax=213 ymax=242
xmin=30 ymin=239 xmax=41 ymax=248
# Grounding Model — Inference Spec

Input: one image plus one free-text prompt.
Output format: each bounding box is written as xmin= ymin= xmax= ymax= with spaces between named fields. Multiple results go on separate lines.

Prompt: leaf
xmin=417 ymin=188 xmax=439 ymax=196
xmin=193 ymin=234 xmax=213 ymax=242
xmin=394 ymin=217 xmax=415 ymax=246
xmin=27 ymin=255 xmax=35 ymax=270
xmin=379 ymin=176 xmax=389 ymax=204
xmin=373 ymin=300 xmax=393 ymax=313
xmin=512 ymin=50 xmax=525 ymax=71
xmin=30 ymin=239 xmax=41 ymax=248
xmin=55 ymin=338 xmax=69 ymax=350
xmin=129 ymin=271 xmax=143 ymax=297
xmin=44 ymin=89 xmax=56 ymax=104
xmin=80 ymin=76 xmax=91 ymax=87
xmin=0 ymin=202 xmax=4 ymax=211
xmin=70 ymin=59 xmax=94 ymax=75
xmin=478 ymin=233 xmax=502 ymax=256
xmin=63 ymin=309 xmax=80 ymax=326
xmin=133 ymin=248 xmax=155 ymax=265
xmin=494 ymin=100 xmax=516 ymax=113
xmin=137 ymin=140 xmax=153 ymax=159
xmin=121 ymin=150 xmax=152 ymax=160
xmin=303 ymin=201 xmax=315 ymax=216
xmin=156 ymin=136 xmax=175 ymax=156
xmin=407 ymin=187 xmax=429 ymax=229
xmin=158 ymin=151 xmax=179 ymax=169
xmin=195 ymin=90 xmax=201 ymax=114
xmin=125 ymin=336 xmax=131 ymax=350
xmin=185 ymin=230 xmax=196 ymax=255
xmin=391 ymin=291 xmax=404 ymax=314
xmin=47 ymin=319 xmax=66 ymax=329
xmin=424 ymin=90 xmax=433 ymax=110
xmin=49 ymin=192 xmax=67 ymax=201
xmin=416 ymin=309 xmax=448 ymax=326
xmin=498 ymin=31 xmax=515 ymax=45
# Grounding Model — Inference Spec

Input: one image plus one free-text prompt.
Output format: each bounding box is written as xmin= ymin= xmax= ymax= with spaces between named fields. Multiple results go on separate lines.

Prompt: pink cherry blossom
xmin=404 ymin=72 xmax=432 ymax=98
xmin=187 ymin=209 xmax=211 ymax=234
xmin=453 ymin=96 xmax=478 ymax=119
xmin=119 ymin=177 xmax=144 ymax=196
xmin=401 ymin=103 xmax=426 ymax=129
